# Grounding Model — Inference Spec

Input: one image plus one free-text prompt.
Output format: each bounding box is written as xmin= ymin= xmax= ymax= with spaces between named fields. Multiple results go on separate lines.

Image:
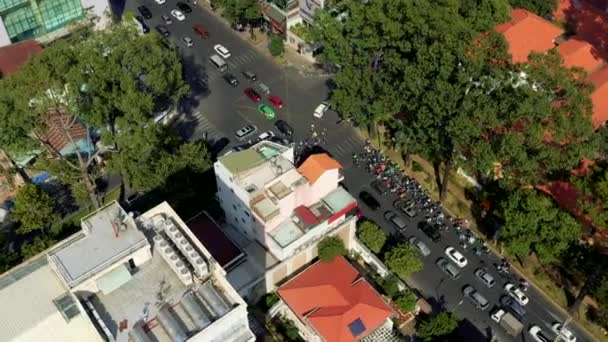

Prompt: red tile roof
xmin=587 ymin=66 xmax=608 ymax=128
xmin=45 ymin=110 xmax=88 ymax=153
xmin=278 ymin=257 xmax=393 ymax=342
xmin=298 ymin=153 xmax=342 ymax=184
xmin=557 ymin=37 xmax=605 ymax=73
xmin=294 ymin=205 xmax=320 ymax=225
xmin=555 ymin=0 xmax=608 ymax=62
xmin=496 ymin=9 xmax=564 ymax=63
xmin=0 ymin=40 xmax=42 ymax=77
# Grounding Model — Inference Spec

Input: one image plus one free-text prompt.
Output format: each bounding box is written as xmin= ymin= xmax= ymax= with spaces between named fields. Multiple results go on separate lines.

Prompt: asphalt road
xmin=126 ymin=2 xmax=594 ymax=341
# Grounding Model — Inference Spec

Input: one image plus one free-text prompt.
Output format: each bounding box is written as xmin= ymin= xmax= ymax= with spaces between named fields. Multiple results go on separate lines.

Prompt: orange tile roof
xmin=557 ymin=37 xmax=605 ymax=73
xmin=0 ymin=40 xmax=42 ymax=76
xmin=45 ymin=110 xmax=88 ymax=153
xmin=587 ymin=66 xmax=608 ymax=128
xmin=555 ymin=0 xmax=608 ymax=62
xmin=298 ymin=153 xmax=342 ymax=184
xmin=278 ymin=257 xmax=393 ymax=342
xmin=496 ymin=9 xmax=564 ymax=63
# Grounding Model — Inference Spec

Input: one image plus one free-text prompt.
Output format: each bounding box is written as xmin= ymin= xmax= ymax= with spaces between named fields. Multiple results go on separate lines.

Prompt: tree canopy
xmin=417 ymin=312 xmax=459 ymax=342
xmin=215 ymin=0 xmax=261 ymax=26
xmin=11 ymin=184 xmax=59 ymax=234
xmin=509 ymin=0 xmax=558 ymax=18
xmin=384 ymin=243 xmax=423 ymax=279
xmin=357 ymin=221 xmax=386 ymax=253
xmin=498 ymin=188 xmax=580 ymax=262
xmin=317 ymin=236 xmax=347 ymax=261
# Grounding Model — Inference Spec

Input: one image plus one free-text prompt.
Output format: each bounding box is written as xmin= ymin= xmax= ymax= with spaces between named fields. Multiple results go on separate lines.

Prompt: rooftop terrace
xmin=49 ymin=202 xmax=148 ymax=287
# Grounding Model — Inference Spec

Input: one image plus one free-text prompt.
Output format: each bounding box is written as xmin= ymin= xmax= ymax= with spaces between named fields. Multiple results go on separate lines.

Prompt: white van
xmin=209 ymin=54 xmax=227 ymax=72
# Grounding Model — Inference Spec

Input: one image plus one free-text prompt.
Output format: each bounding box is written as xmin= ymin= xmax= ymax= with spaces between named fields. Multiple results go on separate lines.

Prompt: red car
xmin=268 ymin=95 xmax=283 ymax=108
xmin=192 ymin=24 xmax=208 ymax=38
xmin=244 ymin=87 xmax=261 ymax=102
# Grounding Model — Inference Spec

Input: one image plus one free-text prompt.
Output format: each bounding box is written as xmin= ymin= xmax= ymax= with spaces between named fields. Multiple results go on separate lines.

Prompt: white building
xmin=214 ymin=141 xmax=358 ymax=298
xmin=0 ymin=201 xmax=255 ymax=342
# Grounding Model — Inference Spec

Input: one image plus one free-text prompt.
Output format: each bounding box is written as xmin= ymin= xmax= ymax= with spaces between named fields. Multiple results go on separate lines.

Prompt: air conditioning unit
xmin=175 ymin=261 xmax=193 ymax=285
xmin=153 ymin=235 xmax=164 ymax=244
xmin=192 ymin=256 xmax=208 ymax=277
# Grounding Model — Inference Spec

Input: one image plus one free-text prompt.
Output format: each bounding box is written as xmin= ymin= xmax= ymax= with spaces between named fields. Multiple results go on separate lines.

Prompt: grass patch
xmin=515 ymin=257 xmax=568 ymax=307
xmin=579 ymin=302 xmax=608 ymax=342
xmin=412 ymin=161 xmax=423 ymax=172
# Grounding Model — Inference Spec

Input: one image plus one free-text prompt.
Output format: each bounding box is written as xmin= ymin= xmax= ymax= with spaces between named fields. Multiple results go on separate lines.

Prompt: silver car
xmin=409 ymin=236 xmax=431 ymax=257
xmin=182 ymin=36 xmax=193 ymax=47
xmin=463 ymin=285 xmax=490 ymax=310
xmin=474 ymin=268 xmax=496 ymax=288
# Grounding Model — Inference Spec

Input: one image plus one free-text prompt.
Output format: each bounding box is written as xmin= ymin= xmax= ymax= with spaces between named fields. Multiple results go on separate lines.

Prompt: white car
xmin=552 ymin=323 xmax=576 ymax=342
xmin=504 ymin=283 xmax=529 ymax=306
xmin=444 ymin=247 xmax=467 ymax=268
xmin=171 ymin=9 xmax=185 ymax=21
xmin=313 ymin=102 xmax=329 ymax=118
xmin=258 ymin=131 xmax=275 ymax=141
xmin=155 ymin=0 xmax=166 ymax=4
xmin=182 ymin=36 xmax=193 ymax=47
xmin=214 ymin=44 xmax=231 ymax=58
xmin=529 ymin=326 xmax=551 ymax=342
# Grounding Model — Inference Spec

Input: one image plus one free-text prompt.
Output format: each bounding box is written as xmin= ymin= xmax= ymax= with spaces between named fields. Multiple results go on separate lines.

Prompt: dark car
xmin=244 ymin=87 xmax=261 ymax=102
xmin=274 ymin=120 xmax=294 ymax=136
xmin=156 ymin=24 xmax=170 ymax=37
xmin=418 ymin=222 xmax=441 ymax=242
xmin=499 ymin=295 xmax=527 ymax=320
xmin=371 ymin=180 xmax=389 ymax=195
xmin=384 ymin=211 xmax=407 ymax=230
xmin=223 ymin=74 xmax=239 ymax=87
xmin=135 ymin=16 xmax=150 ymax=33
xmin=210 ymin=137 xmax=230 ymax=155
xmin=138 ymin=5 xmax=153 ymax=19
xmin=241 ymin=70 xmax=257 ymax=81
xmin=176 ymin=2 xmax=192 ymax=12
xmin=359 ymin=191 xmax=380 ymax=210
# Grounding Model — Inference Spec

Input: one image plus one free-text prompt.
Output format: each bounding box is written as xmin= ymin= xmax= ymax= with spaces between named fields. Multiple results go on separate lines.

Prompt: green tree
xmin=395 ymin=290 xmax=417 ymax=312
xmin=571 ymin=161 xmax=608 ymax=229
xmin=509 ymin=0 xmax=558 ymax=18
xmin=376 ymin=273 xmax=401 ymax=298
xmin=317 ymin=236 xmax=346 ymax=262
xmin=0 ymin=23 xmax=188 ymax=208
xmin=11 ymin=184 xmax=59 ymax=235
xmin=20 ymin=236 xmax=57 ymax=259
xmin=498 ymin=188 xmax=580 ymax=263
xmin=384 ymin=243 xmax=423 ymax=279
xmin=218 ymin=0 xmax=261 ymax=27
xmin=357 ymin=221 xmax=386 ymax=253
xmin=269 ymin=34 xmax=285 ymax=57
xmin=417 ymin=312 xmax=459 ymax=342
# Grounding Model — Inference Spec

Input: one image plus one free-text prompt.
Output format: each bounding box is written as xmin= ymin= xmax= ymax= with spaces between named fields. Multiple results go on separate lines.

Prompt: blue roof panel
xmin=348 ymin=318 xmax=366 ymax=337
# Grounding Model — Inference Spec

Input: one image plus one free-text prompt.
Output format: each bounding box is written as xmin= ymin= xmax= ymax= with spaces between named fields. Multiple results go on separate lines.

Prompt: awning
xmin=96 ymin=264 xmax=132 ymax=295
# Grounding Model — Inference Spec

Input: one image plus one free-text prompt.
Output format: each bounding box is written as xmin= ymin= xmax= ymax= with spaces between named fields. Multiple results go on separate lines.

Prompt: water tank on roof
xmin=129 ymin=324 xmax=153 ymax=342
xmin=157 ymin=305 xmax=187 ymax=342
xmin=181 ymin=292 xmax=212 ymax=330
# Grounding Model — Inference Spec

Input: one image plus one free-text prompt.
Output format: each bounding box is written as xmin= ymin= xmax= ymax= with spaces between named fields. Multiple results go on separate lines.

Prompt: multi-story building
xmin=0 ymin=201 xmax=255 ymax=342
xmin=0 ymin=0 xmax=110 ymax=47
xmin=214 ymin=140 xmax=358 ymax=298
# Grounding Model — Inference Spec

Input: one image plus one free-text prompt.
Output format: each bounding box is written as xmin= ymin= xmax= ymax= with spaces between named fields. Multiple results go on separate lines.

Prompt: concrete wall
xmin=189 ymin=304 xmax=253 ymax=342
xmin=0 ymin=17 xmax=10 ymax=48
xmin=15 ymin=305 xmax=104 ymax=342
xmin=309 ymin=169 xmax=339 ymax=201
xmin=352 ymin=238 xmax=406 ymax=291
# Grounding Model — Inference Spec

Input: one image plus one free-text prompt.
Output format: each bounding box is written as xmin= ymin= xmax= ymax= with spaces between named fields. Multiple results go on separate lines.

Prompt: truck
xmin=491 ymin=308 xmax=523 ymax=336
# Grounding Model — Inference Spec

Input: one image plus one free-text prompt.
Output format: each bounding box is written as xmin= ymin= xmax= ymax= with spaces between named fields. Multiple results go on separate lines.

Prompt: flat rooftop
xmin=90 ymin=251 xmax=236 ymax=342
xmin=187 ymin=212 xmax=246 ymax=271
xmin=49 ymin=202 xmax=148 ymax=286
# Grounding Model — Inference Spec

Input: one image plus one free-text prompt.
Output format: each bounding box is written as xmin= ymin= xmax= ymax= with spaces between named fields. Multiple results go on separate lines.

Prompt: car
xmin=529 ymin=326 xmax=552 ymax=342
xmin=223 ymin=74 xmax=238 ymax=87
xmin=241 ymin=70 xmax=257 ymax=81
xmin=504 ymin=283 xmax=529 ymax=306
xmin=313 ymin=101 xmax=330 ymax=118
xmin=436 ymin=258 xmax=461 ymax=280
xmin=256 ymin=82 xmax=270 ymax=95
xmin=171 ymin=9 xmax=185 ymax=21
xmin=418 ymin=222 xmax=441 ymax=242
xmin=192 ymin=24 xmax=209 ymax=38
xmin=444 ymin=247 xmax=467 ymax=268
xmin=359 ymin=191 xmax=380 ymax=210
xmin=463 ymin=285 xmax=490 ymax=310
xmin=135 ymin=16 xmax=150 ymax=33
xmin=161 ymin=14 xmax=173 ymax=25
xmin=371 ymin=180 xmax=389 ymax=194
xmin=499 ymin=295 xmax=527 ymax=320
xmin=274 ymin=120 xmax=294 ymax=136
xmin=176 ymin=1 xmax=192 ymax=13
xmin=155 ymin=0 xmax=166 ymax=4
xmin=235 ymin=125 xmax=257 ymax=140
xmin=244 ymin=88 xmax=261 ymax=102
xmin=552 ymin=323 xmax=576 ymax=342
xmin=182 ymin=36 xmax=193 ymax=47
xmin=210 ymin=137 xmax=230 ymax=155
xmin=384 ymin=211 xmax=407 ymax=230
xmin=258 ymin=104 xmax=276 ymax=120
xmin=268 ymin=95 xmax=283 ymax=109
xmin=474 ymin=268 xmax=496 ymax=288
xmin=214 ymin=44 xmax=231 ymax=58
xmin=156 ymin=24 xmax=170 ymax=37
xmin=409 ymin=236 xmax=431 ymax=257
xmin=258 ymin=131 xmax=275 ymax=141
xmin=138 ymin=5 xmax=152 ymax=19
xmin=395 ymin=200 xmax=416 ymax=217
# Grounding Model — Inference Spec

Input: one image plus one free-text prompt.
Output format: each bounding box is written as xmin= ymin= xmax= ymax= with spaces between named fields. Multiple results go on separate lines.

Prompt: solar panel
xmin=348 ymin=318 xmax=366 ymax=337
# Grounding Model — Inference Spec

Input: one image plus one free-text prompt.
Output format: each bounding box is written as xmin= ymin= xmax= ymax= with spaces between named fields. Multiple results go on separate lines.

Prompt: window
xmin=348 ymin=318 xmax=366 ymax=337
xmin=232 ymin=204 xmax=237 ymax=211
xmin=241 ymin=218 xmax=246 ymax=223
xmin=244 ymin=211 xmax=250 ymax=217
xmin=53 ymin=293 xmax=81 ymax=321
